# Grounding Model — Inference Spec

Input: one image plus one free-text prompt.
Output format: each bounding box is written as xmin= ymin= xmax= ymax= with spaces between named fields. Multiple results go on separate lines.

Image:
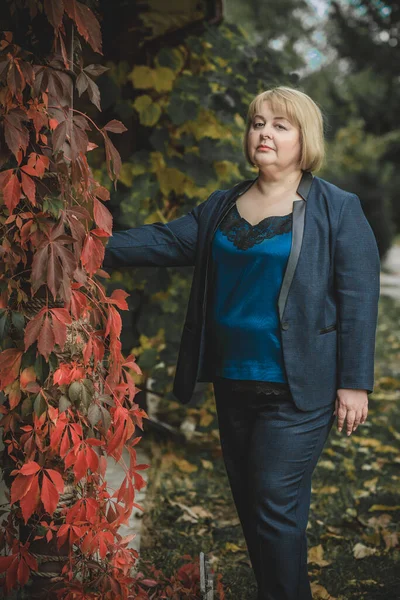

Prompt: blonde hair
xmin=243 ymin=86 xmax=326 ymax=172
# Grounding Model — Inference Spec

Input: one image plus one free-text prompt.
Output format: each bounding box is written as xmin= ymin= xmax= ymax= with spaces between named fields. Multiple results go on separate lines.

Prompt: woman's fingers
xmin=336 ymin=406 xmax=367 ymax=435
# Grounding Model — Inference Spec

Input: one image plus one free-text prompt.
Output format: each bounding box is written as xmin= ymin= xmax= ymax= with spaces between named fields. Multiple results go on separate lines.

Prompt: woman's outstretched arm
xmin=103 ymin=191 xmax=220 ymax=269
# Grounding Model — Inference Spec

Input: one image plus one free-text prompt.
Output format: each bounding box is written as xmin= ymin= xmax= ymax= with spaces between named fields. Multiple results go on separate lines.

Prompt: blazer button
xmin=281 ymin=321 xmax=289 ymax=330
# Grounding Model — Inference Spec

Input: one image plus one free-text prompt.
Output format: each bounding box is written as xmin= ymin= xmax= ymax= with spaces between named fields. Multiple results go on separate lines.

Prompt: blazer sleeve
xmin=103 ymin=191 xmax=219 ymax=269
xmin=334 ymin=193 xmax=381 ymax=394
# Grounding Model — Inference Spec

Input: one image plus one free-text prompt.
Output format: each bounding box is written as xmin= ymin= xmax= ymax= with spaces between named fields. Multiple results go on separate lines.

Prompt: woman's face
xmin=247 ymin=101 xmax=301 ymax=172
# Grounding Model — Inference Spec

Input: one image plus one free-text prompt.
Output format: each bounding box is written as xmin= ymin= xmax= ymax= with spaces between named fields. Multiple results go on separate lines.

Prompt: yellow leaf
xmin=377 ymin=445 xmax=399 ymax=453
xmin=152 ymin=66 xmax=175 ymax=92
xmin=350 ymin=436 xmax=382 ymax=447
xmin=132 ymin=162 xmax=148 ymax=176
xmin=149 ymin=151 xmax=166 ymax=172
xmin=353 ymin=542 xmax=377 ymax=559
xmin=199 ymin=411 xmax=214 ymax=428
xmin=363 ymin=477 xmax=379 ymax=492
xmin=310 ymin=583 xmax=337 ymax=599
xmin=129 ymin=65 xmax=154 ymax=89
xmin=317 ymin=460 xmax=336 ymax=470
xmin=173 ymin=458 xmax=198 ymax=473
xmin=201 ymin=459 xmax=213 ymax=471
xmin=178 ymin=108 xmax=233 ymax=141
xmin=308 ymin=544 xmax=331 ymax=567
xmin=157 ymin=167 xmax=186 ymax=195
xmin=133 ymin=95 xmax=161 ymax=127
xmin=316 ymin=486 xmax=339 ymax=494
xmin=234 ymin=113 xmax=245 ymax=127
xmin=369 ymin=504 xmax=400 ymax=512
xmin=143 ymin=211 xmax=163 ymax=225
xmin=225 ymin=542 xmax=243 ymax=553
xmin=214 ymin=160 xmax=241 ymax=181
xmin=118 ymin=163 xmax=134 ymax=188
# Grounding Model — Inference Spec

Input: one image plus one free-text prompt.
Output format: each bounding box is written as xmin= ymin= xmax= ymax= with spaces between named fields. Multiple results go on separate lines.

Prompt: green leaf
xmin=43 ymin=196 xmax=63 ymax=218
xmin=88 ymin=403 xmax=101 ymax=426
xmin=35 ymin=353 xmax=49 ymax=384
xmin=11 ymin=311 xmax=25 ymax=332
xmin=68 ymin=381 xmax=83 ymax=404
xmin=21 ymin=397 xmax=33 ymax=417
xmin=166 ymin=97 xmax=198 ymax=126
xmin=0 ymin=312 xmax=9 ymax=341
xmin=59 ymin=395 xmax=71 ymax=413
xmin=48 ymin=353 xmax=58 ymax=372
xmin=34 ymin=394 xmax=46 ymax=417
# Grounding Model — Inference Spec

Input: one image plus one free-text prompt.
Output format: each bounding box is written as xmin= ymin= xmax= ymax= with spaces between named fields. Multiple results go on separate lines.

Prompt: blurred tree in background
xmin=301 ymin=0 xmax=400 ymax=256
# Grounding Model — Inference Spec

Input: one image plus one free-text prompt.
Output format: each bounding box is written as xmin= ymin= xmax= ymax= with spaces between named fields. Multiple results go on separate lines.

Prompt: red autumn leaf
xmin=0 ymin=555 xmax=14 ymax=572
xmin=20 ymin=164 xmax=37 ymax=176
xmin=94 ymin=184 xmax=110 ymax=201
xmin=33 ymin=153 xmax=50 ymax=177
xmin=19 ymin=461 xmax=41 ymax=476
xmin=63 ymin=0 xmax=102 ymax=54
xmin=69 ymin=288 xmax=88 ymax=320
xmin=103 ymin=119 xmax=128 ymax=134
xmin=20 ymin=171 xmax=36 ymax=205
xmin=85 ymin=73 xmax=101 ymax=111
xmin=3 ymin=173 xmax=21 ymax=213
xmin=0 ymin=168 xmax=13 ymax=190
xmin=20 ymin=366 xmax=37 ymax=390
xmin=76 ymin=71 xmax=89 ymax=96
xmin=19 ymin=473 xmax=40 ymax=523
xmin=43 ymin=0 xmax=64 ymax=30
xmin=52 ymin=120 xmax=67 ymax=153
xmin=41 ymin=472 xmax=59 ymax=515
xmin=50 ymin=308 xmax=72 ymax=325
xmin=108 ymin=289 xmax=129 ymax=311
xmin=81 ymin=231 xmax=104 ymax=276
xmin=46 ymin=468 xmax=64 ymax=492
xmin=104 ymin=133 xmax=122 ymax=182
xmin=70 ymin=122 xmax=89 ymax=160
xmin=105 ymin=305 xmax=122 ymax=341
xmin=8 ymin=382 xmax=22 ymax=410
xmin=11 ymin=474 xmax=36 ymax=504
xmin=93 ymin=197 xmax=112 ymax=234
xmin=50 ymin=316 xmax=66 ymax=350
xmin=31 ymin=222 xmax=77 ymax=300
xmin=17 ymin=557 xmax=30 ymax=586
xmin=84 ymin=64 xmax=109 ymax=77
xmin=48 ymin=118 xmax=59 ymax=130
xmin=4 ymin=111 xmax=30 ymax=160
xmin=0 ymin=348 xmax=23 ymax=389
xmin=24 ymin=309 xmax=45 ymax=351
xmin=37 ymin=313 xmax=55 ymax=361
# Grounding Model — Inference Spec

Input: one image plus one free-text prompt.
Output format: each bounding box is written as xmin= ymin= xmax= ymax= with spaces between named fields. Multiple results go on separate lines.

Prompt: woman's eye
xmin=254 ymin=122 xmax=263 ymax=128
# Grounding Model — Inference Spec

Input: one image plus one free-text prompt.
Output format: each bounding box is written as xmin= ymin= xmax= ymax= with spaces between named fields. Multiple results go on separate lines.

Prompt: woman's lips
xmin=257 ymin=145 xmax=274 ymax=150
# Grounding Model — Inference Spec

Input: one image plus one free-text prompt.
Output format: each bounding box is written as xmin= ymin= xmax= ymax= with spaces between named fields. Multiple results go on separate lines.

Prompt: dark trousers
xmin=213 ymin=378 xmax=336 ymax=600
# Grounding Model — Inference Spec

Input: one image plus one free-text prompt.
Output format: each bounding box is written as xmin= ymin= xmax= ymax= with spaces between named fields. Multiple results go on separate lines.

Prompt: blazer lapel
xmin=277 ymin=170 xmax=314 ymax=322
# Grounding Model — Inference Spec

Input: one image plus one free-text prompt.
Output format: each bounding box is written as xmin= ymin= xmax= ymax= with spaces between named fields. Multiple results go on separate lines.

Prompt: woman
xmin=103 ymin=86 xmax=381 ymax=599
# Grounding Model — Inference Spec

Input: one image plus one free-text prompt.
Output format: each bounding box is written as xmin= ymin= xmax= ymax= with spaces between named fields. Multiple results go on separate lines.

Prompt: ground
xmin=137 ymin=292 xmax=400 ymax=600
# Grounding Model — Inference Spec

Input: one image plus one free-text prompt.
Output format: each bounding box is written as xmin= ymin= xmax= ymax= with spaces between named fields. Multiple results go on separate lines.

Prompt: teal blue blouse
xmin=209 ymin=202 xmax=293 ymax=384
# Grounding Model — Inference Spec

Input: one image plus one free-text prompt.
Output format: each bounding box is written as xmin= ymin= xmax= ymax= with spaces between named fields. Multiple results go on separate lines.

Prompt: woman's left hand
xmin=334 ymin=388 xmax=368 ymax=436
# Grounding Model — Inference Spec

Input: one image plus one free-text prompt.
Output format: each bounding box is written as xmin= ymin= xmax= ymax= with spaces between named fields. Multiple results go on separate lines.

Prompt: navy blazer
xmin=103 ymin=171 xmax=381 ymax=412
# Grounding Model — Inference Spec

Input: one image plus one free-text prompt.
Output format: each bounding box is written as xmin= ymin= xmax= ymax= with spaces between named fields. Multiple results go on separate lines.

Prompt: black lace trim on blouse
xmin=219 ymin=203 xmax=292 ymax=250
xmin=214 ymin=376 xmax=291 ymax=396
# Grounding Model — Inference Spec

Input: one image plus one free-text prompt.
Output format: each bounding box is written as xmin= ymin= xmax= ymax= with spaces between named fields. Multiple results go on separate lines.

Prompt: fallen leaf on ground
xmin=353 ymin=542 xmax=377 ymax=558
